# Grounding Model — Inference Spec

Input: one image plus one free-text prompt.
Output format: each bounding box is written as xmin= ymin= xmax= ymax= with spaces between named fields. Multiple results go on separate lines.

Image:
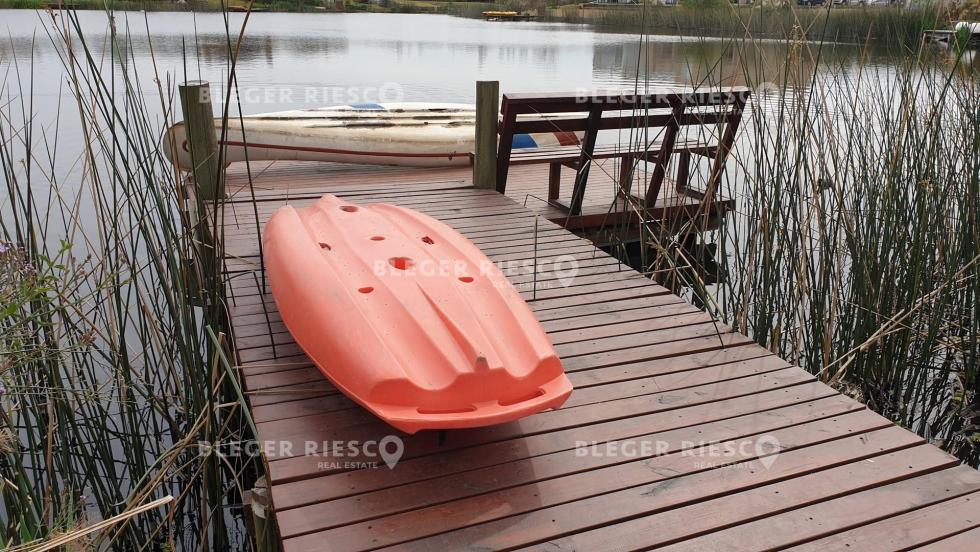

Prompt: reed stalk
xmin=636 ymin=28 xmax=979 ymax=465
xmin=0 ymin=8 xmax=257 ymax=549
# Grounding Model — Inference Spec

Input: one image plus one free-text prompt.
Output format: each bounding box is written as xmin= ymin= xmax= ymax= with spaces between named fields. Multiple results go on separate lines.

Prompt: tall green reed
xmin=638 ymin=34 xmax=979 ymax=465
xmin=727 ymin=45 xmax=977 ymax=464
xmin=0 ymin=9 xmax=256 ymax=549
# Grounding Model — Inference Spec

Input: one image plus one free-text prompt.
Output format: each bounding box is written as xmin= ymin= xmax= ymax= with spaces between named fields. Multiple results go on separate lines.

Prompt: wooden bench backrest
xmin=501 ymin=88 xmax=750 ymax=135
xmin=495 ymin=88 xmax=751 ymax=211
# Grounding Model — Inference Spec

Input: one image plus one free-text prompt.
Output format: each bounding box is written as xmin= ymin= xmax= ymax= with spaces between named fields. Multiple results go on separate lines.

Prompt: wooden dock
xmin=221 ymin=160 xmax=980 ymax=551
xmin=924 ymin=28 xmax=980 ymax=46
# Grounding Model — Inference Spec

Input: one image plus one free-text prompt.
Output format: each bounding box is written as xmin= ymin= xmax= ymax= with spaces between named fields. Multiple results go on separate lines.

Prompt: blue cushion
xmin=512 ymin=134 xmax=538 ymax=149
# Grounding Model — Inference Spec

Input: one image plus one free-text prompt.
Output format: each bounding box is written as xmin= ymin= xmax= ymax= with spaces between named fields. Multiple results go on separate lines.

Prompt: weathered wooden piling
xmin=473 ymin=80 xmax=499 ymax=190
xmin=244 ymin=476 xmax=276 ymax=552
xmin=178 ymin=80 xmax=222 ymax=201
xmin=177 ymin=80 xmax=224 ymax=305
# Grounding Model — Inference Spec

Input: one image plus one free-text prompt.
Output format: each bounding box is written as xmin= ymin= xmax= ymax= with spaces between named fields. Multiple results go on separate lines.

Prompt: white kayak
xmin=164 ymin=102 xmax=581 ymax=169
xmin=954 ymin=21 xmax=980 ymax=34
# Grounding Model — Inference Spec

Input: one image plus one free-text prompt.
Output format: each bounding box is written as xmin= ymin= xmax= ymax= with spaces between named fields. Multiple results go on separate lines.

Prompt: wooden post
xmin=495 ymin=99 xmax=516 ymax=194
xmin=548 ymin=163 xmax=562 ymax=202
xmin=704 ymin=91 xmax=748 ymax=195
xmin=568 ymin=102 xmax=602 ymax=216
xmin=674 ymin=150 xmax=692 ymax=195
xmin=178 ymin=80 xmax=222 ymax=200
xmin=473 ymin=80 xmax=499 ymax=190
xmin=644 ymin=98 xmax=685 ymax=207
xmin=244 ymin=476 xmax=276 ymax=551
xmin=178 ymin=81 xmax=222 ymax=306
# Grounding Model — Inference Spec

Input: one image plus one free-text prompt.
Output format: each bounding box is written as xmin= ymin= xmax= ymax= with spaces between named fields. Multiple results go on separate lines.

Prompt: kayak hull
xmin=164 ymin=102 xmax=581 ymax=169
xmin=263 ymin=194 xmax=573 ymax=434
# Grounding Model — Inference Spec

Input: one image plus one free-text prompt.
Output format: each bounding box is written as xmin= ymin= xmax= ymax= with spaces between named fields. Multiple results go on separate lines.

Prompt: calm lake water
xmin=1 ymin=9 xmax=948 ymax=176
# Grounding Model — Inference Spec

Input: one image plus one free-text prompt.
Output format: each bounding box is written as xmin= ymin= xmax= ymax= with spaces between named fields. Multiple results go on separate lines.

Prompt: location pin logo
xmin=553 ymin=255 xmax=579 ymax=288
xmin=756 ymin=435 xmax=781 ymax=470
xmin=379 ymin=435 xmax=404 ymax=470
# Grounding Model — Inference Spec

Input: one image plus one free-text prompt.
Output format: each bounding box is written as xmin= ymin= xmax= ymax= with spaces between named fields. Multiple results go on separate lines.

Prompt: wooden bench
xmin=494 ymin=89 xmax=751 ymax=216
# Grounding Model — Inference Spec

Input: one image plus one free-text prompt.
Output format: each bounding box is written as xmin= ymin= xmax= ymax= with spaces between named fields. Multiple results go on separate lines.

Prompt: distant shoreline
xmin=0 ymin=2 xmax=945 ymax=47
xmin=0 ymin=0 xmax=479 ymax=14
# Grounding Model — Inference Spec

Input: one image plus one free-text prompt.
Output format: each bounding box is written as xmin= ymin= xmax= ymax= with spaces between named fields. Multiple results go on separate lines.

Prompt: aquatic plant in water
xmin=0 ymin=8 xmax=257 ymax=550
xmin=636 ymin=32 xmax=979 ymax=466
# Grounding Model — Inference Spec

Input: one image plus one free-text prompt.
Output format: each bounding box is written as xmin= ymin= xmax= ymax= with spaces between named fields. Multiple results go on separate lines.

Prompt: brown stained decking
xmin=222 ymin=159 xmax=732 ymax=235
xmin=219 ymin=161 xmax=980 ymax=551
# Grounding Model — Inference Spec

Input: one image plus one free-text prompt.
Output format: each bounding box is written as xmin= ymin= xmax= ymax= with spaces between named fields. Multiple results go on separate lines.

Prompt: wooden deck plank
xmin=269 ymin=391 xmax=855 ymax=512
xmin=228 ymin=290 xmax=682 ymax=337
xmin=257 ymin=363 xmax=800 ymax=450
xmin=911 ymin=525 xmax=980 ymax=550
xmin=285 ymin=437 xmax=944 ymax=551
xmin=231 ymin=286 xmax=688 ymax=351
xmin=245 ymin=345 xmax=782 ymax=424
xmin=777 ymin=489 xmax=980 ymax=552
xmin=276 ymin=409 xmax=894 ymax=540
xmin=272 ymin=400 xmax=873 ymax=520
xmin=219 ymin=160 xmax=733 ymax=232
xmin=225 ymin=270 xmax=646 ymax=310
xmin=235 ymin=314 xmax=728 ymax=365
xmin=506 ymin=463 xmax=980 ymax=552
xmin=259 ymin=369 xmax=817 ymax=466
xmin=260 ymin=383 xmax=828 ymax=484
xmin=249 ymin=350 xmax=787 ymax=425
xmin=233 ymin=307 xmax=711 ymax=354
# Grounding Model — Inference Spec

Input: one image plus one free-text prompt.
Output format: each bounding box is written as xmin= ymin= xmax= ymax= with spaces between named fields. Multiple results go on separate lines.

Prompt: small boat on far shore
xmin=227 ymin=5 xmax=268 ymax=12
xmin=482 ymin=10 xmax=536 ymax=21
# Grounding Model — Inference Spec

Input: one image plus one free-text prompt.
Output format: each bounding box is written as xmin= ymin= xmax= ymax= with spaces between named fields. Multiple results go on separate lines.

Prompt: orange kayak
xmin=263 ymin=195 xmax=572 ymax=434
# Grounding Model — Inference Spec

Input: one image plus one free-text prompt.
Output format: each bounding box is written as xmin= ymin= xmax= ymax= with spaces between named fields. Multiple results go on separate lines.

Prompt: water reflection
xmin=0 ymin=9 xmax=969 ymax=176
xmin=0 ymin=26 xmax=350 ymax=67
xmin=590 ymin=37 xmax=924 ymax=88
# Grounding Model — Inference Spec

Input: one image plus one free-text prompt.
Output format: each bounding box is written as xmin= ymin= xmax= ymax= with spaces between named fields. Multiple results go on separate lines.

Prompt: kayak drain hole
xmin=370 ymin=236 xmax=385 ymax=241
xmin=318 ymin=242 xmax=331 ymax=250
xmin=358 ymin=287 xmax=374 ymax=294
xmin=498 ymin=389 xmax=546 ymax=407
xmin=340 ymin=205 xmax=359 ymax=213
xmin=389 ymin=257 xmax=414 ymax=271
xmin=459 ymin=276 xmax=474 ymax=283
xmin=421 ymin=236 xmax=435 ymax=245
xmin=417 ymin=406 xmax=477 ymax=415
